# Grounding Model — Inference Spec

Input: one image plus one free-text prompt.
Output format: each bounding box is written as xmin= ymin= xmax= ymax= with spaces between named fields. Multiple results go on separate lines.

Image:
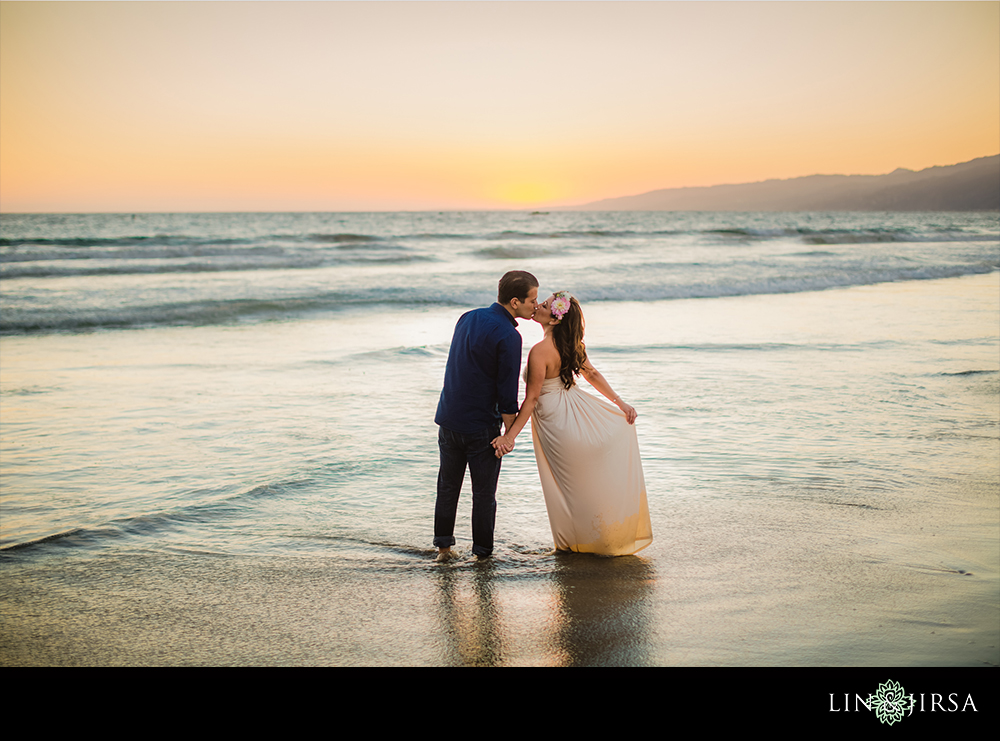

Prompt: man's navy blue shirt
xmin=435 ymin=303 xmax=522 ymax=434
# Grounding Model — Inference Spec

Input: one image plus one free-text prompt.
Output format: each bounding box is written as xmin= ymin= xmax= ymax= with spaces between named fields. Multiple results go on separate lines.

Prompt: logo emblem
xmin=868 ymin=680 xmax=914 ymax=725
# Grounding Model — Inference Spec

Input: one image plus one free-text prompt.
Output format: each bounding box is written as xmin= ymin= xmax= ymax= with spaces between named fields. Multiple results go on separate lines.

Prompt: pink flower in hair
xmin=550 ymin=292 xmax=572 ymax=322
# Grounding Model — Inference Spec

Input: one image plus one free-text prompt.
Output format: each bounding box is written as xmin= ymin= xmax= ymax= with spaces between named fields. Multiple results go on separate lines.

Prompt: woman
xmin=493 ymin=292 xmax=652 ymax=556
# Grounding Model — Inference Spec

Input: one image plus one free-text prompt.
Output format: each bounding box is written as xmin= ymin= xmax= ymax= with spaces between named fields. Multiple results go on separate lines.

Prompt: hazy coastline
xmin=569 ymin=155 xmax=1000 ymax=212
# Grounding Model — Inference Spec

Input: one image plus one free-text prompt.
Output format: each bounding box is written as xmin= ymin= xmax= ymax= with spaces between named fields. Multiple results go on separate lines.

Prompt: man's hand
xmin=492 ymin=434 xmax=514 ymax=458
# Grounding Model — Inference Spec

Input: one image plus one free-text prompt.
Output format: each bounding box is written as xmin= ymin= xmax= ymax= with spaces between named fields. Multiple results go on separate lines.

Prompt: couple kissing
xmin=433 ymin=270 xmax=652 ymax=561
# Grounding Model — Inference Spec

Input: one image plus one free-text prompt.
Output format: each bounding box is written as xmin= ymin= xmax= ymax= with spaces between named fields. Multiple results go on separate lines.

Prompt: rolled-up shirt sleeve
xmin=495 ymin=330 xmax=522 ymax=416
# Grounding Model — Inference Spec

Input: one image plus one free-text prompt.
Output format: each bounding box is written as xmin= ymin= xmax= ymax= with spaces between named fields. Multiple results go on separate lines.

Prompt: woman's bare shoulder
xmin=528 ymin=337 xmax=561 ymax=378
xmin=530 ymin=337 xmax=559 ymax=357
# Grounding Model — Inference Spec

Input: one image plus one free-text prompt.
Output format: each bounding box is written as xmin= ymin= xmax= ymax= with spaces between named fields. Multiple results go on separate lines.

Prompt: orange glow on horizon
xmin=1 ymin=1 xmax=997 ymax=213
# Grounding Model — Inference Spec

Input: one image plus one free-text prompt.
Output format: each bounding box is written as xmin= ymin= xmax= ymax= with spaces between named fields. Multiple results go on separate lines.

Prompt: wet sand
xmin=2 ymin=473 xmax=995 ymax=667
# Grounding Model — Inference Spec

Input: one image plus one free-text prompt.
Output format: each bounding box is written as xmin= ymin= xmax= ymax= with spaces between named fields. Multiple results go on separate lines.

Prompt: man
xmin=433 ymin=270 xmax=539 ymax=561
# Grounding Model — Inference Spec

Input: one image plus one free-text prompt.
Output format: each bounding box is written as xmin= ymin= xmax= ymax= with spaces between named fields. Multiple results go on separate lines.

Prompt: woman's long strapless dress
xmin=531 ymin=376 xmax=653 ymax=556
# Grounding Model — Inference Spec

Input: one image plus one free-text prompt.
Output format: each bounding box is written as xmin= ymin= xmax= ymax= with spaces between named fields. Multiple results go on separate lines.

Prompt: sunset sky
xmin=1 ymin=1 xmax=998 ymax=212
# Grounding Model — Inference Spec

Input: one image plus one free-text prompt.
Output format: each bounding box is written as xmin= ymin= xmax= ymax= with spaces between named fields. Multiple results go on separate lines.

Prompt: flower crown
xmin=550 ymin=291 xmax=573 ymax=322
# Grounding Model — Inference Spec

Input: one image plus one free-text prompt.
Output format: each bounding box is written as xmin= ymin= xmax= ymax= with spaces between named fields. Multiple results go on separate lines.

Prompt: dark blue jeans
xmin=434 ymin=425 xmax=502 ymax=557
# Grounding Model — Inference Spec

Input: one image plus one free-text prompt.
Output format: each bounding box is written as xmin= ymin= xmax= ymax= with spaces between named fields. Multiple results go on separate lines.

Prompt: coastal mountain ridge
xmin=565 ymin=155 xmax=1000 ymax=211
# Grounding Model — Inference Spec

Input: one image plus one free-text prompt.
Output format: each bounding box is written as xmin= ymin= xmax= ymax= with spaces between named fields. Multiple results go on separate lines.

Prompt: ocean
xmin=1 ymin=210 xmax=997 ymax=666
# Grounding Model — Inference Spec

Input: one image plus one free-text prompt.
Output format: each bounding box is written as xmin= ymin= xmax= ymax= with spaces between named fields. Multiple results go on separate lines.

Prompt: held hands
xmin=492 ymin=434 xmax=515 ymax=458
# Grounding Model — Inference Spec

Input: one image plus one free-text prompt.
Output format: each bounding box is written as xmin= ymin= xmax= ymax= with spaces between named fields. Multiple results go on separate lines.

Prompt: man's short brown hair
xmin=498 ymin=270 xmax=539 ymax=305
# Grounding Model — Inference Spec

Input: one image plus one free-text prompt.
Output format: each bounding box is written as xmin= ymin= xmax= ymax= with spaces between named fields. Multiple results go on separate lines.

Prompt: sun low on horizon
xmin=1 ymin=1 xmax=997 ymax=213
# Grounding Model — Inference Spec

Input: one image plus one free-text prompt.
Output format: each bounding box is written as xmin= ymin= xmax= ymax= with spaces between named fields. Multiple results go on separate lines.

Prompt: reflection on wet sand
xmin=433 ymin=560 xmax=509 ymax=667
xmin=550 ymin=554 xmax=656 ymax=667
xmin=432 ymin=553 xmax=656 ymax=667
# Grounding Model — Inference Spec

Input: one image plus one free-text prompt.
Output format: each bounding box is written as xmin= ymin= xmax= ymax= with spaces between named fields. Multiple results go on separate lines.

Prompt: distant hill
xmin=568 ymin=155 xmax=1000 ymax=211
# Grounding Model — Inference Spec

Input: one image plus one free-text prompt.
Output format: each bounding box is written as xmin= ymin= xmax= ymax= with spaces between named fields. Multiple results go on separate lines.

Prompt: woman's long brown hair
xmin=551 ymin=295 xmax=587 ymax=389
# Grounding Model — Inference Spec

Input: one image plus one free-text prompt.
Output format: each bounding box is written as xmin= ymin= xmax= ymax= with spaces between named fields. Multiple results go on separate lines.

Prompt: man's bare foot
xmin=435 ymin=547 xmax=457 ymax=562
